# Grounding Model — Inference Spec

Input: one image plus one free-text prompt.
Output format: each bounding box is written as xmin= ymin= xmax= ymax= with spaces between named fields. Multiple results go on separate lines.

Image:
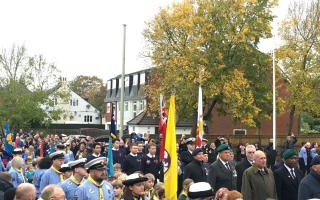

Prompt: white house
xmin=45 ymin=78 xmax=102 ymax=124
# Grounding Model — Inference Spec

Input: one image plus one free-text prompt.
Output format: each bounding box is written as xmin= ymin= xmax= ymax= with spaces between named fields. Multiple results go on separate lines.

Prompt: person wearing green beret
xmin=274 ymin=149 xmax=304 ymax=200
xmin=208 ymin=144 xmax=237 ymax=193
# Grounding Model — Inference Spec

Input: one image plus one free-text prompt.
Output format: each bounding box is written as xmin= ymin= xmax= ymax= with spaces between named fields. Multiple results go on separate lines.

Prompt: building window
xmin=125 ymin=102 xmax=128 ymax=111
xmin=133 ymin=101 xmax=137 ymax=111
xmin=70 ymin=99 xmax=79 ymax=106
xmin=84 ymin=115 xmax=93 ymax=122
xmin=133 ymin=111 xmax=137 ymax=118
xmin=139 ymin=100 xmax=144 ymax=110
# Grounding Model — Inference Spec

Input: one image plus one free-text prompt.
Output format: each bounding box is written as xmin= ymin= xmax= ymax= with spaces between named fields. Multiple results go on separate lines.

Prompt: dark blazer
xmin=235 ymin=158 xmax=252 ymax=191
xmin=274 ymin=165 xmax=303 ymax=200
xmin=180 ymin=151 xmax=193 ymax=170
xmin=208 ymin=159 xmax=237 ymax=192
xmin=183 ymin=159 xmax=207 ymax=183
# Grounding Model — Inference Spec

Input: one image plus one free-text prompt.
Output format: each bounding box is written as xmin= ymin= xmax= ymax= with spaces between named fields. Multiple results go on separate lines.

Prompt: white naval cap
xmin=49 ymin=151 xmax=65 ymax=160
xmin=85 ymin=157 xmax=107 ymax=170
xmin=188 ymin=182 xmax=214 ymax=199
xmin=68 ymin=158 xmax=87 ymax=169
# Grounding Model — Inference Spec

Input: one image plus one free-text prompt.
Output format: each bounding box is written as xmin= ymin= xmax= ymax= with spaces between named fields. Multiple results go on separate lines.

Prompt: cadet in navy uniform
xmin=75 ymin=157 xmax=114 ymax=200
xmin=142 ymin=142 xmax=161 ymax=182
xmin=60 ymin=158 xmax=87 ymax=200
xmin=123 ymin=143 xmax=143 ymax=175
xmin=39 ymin=151 xmax=65 ymax=192
xmin=122 ymin=173 xmax=149 ymax=200
xmin=86 ymin=142 xmax=104 ymax=162
xmin=180 ymin=138 xmax=195 ymax=170
xmin=201 ymin=138 xmax=210 ymax=154
xmin=112 ymin=139 xmax=125 ymax=165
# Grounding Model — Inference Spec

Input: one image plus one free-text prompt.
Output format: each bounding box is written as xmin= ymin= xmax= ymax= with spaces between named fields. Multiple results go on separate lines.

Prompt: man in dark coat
xmin=183 ymin=148 xmax=207 ymax=183
xmin=180 ymin=138 xmax=195 ymax=170
xmin=235 ymin=144 xmax=256 ymax=191
xmin=298 ymin=155 xmax=320 ymax=200
xmin=200 ymin=139 xmax=210 ymax=154
xmin=274 ymin=149 xmax=303 ymax=200
xmin=208 ymin=144 xmax=237 ymax=192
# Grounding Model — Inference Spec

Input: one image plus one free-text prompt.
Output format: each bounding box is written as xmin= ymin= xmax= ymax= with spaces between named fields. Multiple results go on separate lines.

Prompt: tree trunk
xmin=203 ymin=98 xmax=218 ymax=120
xmin=287 ymin=105 xmax=296 ymax=136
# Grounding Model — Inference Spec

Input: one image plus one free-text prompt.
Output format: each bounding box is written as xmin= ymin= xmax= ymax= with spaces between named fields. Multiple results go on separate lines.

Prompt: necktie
xmin=290 ymin=168 xmax=296 ymax=179
xmin=225 ymin=162 xmax=231 ymax=170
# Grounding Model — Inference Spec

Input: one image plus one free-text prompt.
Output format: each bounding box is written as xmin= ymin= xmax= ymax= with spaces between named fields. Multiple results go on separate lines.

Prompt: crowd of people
xmin=0 ymin=131 xmax=319 ymax=200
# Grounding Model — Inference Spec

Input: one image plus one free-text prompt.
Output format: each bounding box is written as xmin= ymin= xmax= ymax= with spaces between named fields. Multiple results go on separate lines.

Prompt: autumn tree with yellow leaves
xmin=144 ymin=0 xmax=278 ymax=129
xmin=278 ymin=0 xmax=320 ymax=135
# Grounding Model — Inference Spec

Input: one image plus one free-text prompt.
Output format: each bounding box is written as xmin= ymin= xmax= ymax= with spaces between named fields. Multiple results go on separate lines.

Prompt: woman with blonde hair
xmin=9 ymin=156 xmax=26 ymax=187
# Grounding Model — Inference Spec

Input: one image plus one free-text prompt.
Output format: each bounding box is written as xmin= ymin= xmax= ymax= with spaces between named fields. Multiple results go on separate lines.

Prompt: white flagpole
xmin=120 ymin=24 xmax=126 ymax=139
xmin=272 ymin=45 xmax=276 ymax=150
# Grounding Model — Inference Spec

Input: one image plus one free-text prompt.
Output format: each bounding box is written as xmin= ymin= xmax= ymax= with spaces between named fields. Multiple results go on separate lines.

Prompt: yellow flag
xmin=164 ymin=95 xmax=177 ymax=200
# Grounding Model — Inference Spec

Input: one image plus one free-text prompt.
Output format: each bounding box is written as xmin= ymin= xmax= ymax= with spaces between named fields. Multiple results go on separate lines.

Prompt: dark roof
xmin=108 ymin=68 xmax=152 ymax=81
xmin=127 ymin=111 xmax=193 ymax=127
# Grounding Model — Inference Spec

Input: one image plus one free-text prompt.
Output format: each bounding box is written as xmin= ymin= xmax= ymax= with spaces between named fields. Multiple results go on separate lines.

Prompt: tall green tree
xmin=144 ymin=0 xmax=278 ymax=128
xmin=69 ymin=75 xmax=106 ymax=110
xmin=0 ymin=45 xmax=62 ymax=129
xmin=278 ymin=0 xmax=320 ymax=135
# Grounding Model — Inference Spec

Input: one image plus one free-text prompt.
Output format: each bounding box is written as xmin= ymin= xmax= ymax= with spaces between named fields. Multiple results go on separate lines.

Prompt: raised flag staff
xmin=196 ymin=85 xmax=204 ymax=147
xmin=159 ymin=94 xmax=167 ymax=161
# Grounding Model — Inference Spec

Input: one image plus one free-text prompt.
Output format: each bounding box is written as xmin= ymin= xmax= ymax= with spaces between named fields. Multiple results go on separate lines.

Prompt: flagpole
xmin=272 ymin=44 xmax=276 ymax=150
xmin=120 ymin=24 xmax=126 ymax=139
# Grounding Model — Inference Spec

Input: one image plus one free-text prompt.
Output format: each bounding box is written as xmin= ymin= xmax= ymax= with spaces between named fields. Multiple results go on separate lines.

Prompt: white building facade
xmin=45 ymin=79 xmax=101 ymax=124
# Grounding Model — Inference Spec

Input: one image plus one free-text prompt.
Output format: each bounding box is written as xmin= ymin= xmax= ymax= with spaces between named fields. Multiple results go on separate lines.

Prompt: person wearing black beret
xmin=122 ymin=173 xmax=148 ymax=200
xmin=183 ymin=148 xmax=207 ymax=183
xmin=274 ymin=149 xmax=303 ymax=200
xmin=208 ymin=144 xmax=237 ymax=193
xmin=75 ymin=157 xmax=114 ymax=200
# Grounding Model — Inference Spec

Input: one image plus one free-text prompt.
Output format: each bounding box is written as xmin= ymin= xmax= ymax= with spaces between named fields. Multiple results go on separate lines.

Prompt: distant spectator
xmin=283 ymin=133 xmax=297 ymax=151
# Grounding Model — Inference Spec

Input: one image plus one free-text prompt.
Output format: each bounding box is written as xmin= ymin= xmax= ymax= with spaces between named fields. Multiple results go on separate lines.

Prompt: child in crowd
xmin=144 ymin=173 xmax=155 ymax=199
xmin=112 ymin=179 xmax=124 ymax=200
xmin=151 ymin=182 xmax=165 ymax=200
xmin=178 ymin=178 xmax=193 ymax=200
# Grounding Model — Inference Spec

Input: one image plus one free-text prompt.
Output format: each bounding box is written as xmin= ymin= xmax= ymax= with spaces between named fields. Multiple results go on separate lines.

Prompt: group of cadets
xmin=2 ymin=132 xmax=320 ymax=200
